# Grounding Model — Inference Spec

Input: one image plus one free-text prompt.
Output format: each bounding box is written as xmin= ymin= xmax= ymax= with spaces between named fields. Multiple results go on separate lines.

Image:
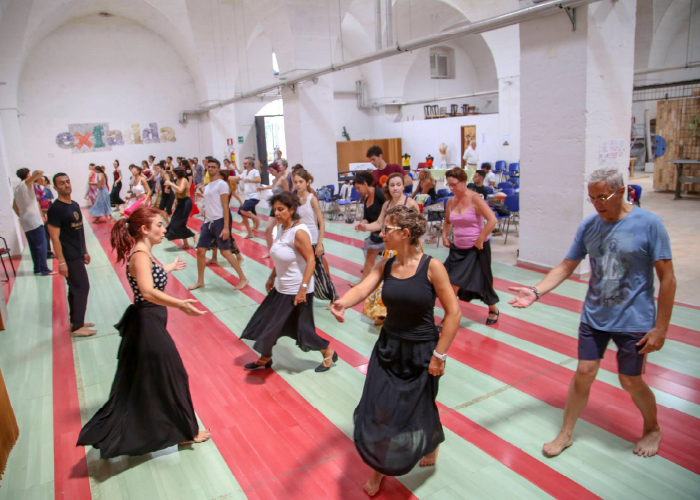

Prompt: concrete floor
xmin=487 ymin=174 xmax=700 ymax=306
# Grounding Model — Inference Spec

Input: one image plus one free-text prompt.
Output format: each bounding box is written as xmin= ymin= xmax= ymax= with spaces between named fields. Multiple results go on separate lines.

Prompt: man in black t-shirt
xmin=467 ymin=169 xmax=489 ymax=199
xmin=47 ymin=173 xmax=96 ymax=337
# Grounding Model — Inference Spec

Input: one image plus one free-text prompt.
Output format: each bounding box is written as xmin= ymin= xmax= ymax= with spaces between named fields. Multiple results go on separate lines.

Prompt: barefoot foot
xmin=71 ymin=327 xmax=97 ymax=337
xmin=188 ymin=282 xmax=205 ymax=291
xmin=634 ymin=429 xmax=661 ymax=458
xmin=178 ymin=429 xmax=212 ymax=446
xmin=235 ymin=278 xmax=249 ymax=290
xmin=206 ymin=258 xmax=217 ymax=265
xmin=363 ymin=471 xmax=384 ymax=497
xmin=543 ymin=433 xmax=573 ymax=457
xmin=419 ymin=446 xmax=440 ymax=467
xmin=261 ymin=253 xmax=270 ymax=259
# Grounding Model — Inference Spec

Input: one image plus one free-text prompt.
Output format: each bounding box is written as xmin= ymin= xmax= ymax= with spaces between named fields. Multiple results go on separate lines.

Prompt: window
xmin=430 ymin=54 xmax=449 ymax=78
xmin=272 ymin=52 xmax=279 ymax=76
xmin=429 ymin=47 xmax=455 ymax=79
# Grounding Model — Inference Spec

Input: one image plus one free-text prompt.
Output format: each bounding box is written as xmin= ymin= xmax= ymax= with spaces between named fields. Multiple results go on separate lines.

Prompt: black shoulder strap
xmin=383 ymin=255 xmax=396 ymax=280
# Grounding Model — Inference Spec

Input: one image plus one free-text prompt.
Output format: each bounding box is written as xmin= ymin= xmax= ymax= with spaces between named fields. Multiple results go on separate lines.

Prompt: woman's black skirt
xmin=77 ymin=303 xmax=198 ymax=458
xmin=159 ymin=191 xmax=175 ymax=215
xmin=110 ymin=180 xmax=125 ymax=206
xmin=312 ymin=245 xmax=338 ymax=302
xmin=444 ymin=240 xmax=499 ymax=305
xmin=241 ymin=289 xmax=328 ymax=357
xmin=165 ymin=197 xmax=196 ymax=241
xmin=354 ymin=329 xmax=444 ymax=476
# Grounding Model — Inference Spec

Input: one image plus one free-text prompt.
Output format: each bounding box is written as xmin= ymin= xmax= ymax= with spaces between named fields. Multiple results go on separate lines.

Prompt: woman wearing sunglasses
xmin=331 ymin=205 xmax=461 ymax=497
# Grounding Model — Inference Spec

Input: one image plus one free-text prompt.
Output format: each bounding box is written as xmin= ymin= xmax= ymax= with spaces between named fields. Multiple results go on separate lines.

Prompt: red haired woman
xmin=77 ymin=207 xmax=210 ymax=457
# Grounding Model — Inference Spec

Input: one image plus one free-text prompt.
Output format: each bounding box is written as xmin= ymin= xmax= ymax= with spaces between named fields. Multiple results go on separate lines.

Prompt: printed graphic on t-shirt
xmin=588 ymin=233 xmax=632 ymax=308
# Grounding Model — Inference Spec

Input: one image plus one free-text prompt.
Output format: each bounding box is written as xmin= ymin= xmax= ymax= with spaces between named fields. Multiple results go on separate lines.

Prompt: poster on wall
xmin=461 ymin=125 xmax=477 ymax=168
xmin=55 ymin=122 xmax=177 ymax=154
xmin=598 ymin=139 xmax=626 ymax=165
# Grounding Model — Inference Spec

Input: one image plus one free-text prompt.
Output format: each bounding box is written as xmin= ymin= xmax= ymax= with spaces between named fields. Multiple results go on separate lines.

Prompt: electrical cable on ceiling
xmin=327 ymin=0 xmax=334 ymax=67
xmin=338 ymin=0 xmax=345 ymax=61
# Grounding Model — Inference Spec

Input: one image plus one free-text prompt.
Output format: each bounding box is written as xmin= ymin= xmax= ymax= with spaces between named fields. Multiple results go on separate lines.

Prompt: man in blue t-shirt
xmin=509 ymin=168 xmax=676 ymax=460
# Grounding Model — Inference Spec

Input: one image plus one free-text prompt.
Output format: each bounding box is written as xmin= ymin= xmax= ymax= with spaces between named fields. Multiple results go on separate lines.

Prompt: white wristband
xmin=433 ymin=350 xmax=447 ymax=361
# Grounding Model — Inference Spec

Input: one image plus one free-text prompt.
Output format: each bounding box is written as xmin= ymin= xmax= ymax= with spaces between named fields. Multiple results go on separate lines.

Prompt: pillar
xmin=518 ymin=0 xmax=637 ymax=276
xmin=282 ymin=74 xmax=338 ymax=190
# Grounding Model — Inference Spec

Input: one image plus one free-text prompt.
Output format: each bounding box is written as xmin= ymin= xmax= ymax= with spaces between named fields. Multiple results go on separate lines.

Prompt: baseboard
xmin=516 ymin=259 xmax=591 ymax=281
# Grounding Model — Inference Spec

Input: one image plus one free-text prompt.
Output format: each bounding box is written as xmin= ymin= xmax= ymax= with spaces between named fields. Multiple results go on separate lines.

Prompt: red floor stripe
xmin=187 ymin=218 xmax=602 ymax=499
xmin=88 ymin=213 xmax=416 ymax=500
xmin=51 ymin=260 xmax=92 ymax=500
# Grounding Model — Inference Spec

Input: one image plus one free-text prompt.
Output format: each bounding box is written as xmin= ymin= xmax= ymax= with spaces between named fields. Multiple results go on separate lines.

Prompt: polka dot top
xmin=127 ymin=250 xmax=168 ymax=303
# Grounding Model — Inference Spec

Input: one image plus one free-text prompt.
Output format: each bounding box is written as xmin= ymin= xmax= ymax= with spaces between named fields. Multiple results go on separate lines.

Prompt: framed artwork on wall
xmin=461 ymin=125 xmax=476 ymax=168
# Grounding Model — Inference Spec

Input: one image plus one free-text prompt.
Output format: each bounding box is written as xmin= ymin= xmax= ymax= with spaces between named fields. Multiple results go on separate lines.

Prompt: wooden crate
xmin=654 ymin=97 xmax=700 ymax=191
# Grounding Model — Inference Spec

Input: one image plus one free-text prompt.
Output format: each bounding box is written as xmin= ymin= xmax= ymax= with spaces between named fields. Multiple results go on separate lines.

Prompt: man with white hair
xmin=509 ymin=167 xmax=676 ymax=459
xmin=462 ymin=140 xmax=479 ymax=169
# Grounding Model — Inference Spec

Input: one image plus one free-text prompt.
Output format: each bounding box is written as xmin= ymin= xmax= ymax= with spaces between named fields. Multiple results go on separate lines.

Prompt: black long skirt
xmin=76 ymin=303 xmax=198 ymax=458
xmin=241 ymin=289 xmax=328 ymax=357
xmin=165 ymin=197 xmax=195 ymax=241
xmin=444 ymin=240 xmax=499 ymax=305
xmin=312 ymin=245 xmax=338 ymax=302
xmin=354 ymin=330 xmax=444 ymax=476
xmin=110 ymin=180 xmax=125 ymax=206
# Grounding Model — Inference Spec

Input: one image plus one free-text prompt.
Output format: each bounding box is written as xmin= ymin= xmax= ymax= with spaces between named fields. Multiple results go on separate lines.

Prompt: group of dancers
xmin=61 ymin=150 xmax=675 ymax=497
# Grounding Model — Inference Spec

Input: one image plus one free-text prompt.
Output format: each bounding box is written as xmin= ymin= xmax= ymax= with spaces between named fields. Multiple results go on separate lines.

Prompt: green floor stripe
xmin=78 ymin=218 xmax=245 ymax=500
xmin=0 ymin=252 xmax=54 ymax=500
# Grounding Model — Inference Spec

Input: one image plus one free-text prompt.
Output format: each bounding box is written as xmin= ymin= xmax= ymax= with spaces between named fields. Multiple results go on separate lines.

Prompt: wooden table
xmin=667 ymin=160 xmax=700 ymax=200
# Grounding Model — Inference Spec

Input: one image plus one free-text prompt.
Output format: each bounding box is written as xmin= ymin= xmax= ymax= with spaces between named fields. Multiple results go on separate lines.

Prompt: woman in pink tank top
xmin=441 ymin=168 xmax=500 ymax=324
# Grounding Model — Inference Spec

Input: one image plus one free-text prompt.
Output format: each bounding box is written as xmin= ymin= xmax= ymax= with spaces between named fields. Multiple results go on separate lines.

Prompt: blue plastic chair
xmin=436 ymin=188 xmax=450 ymax=198
xmin=326 ymin=184 xmax=335 ymax=196
xmin=508 ymin=163 xmax=520 ymax=176
xmin=485 ymin=186 xmax=494 ymax=195
xmin=629 ymin=184 xmax=642 ymax=202
xmin=498 ymin=182 xmax=512 ymax=190
xmin=494 ymin=161 xmax=506 ymax=173
xmin=492 ymin=194 xmax=519 ymax=244
xmin=500 ymin=188 xmax=515 ymax=196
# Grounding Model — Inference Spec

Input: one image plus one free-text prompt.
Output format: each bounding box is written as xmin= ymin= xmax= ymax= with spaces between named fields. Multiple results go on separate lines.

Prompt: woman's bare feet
xmin=206 ymin=258 xmax=217 ymax=265
xmin=188 ymin=282 xmax=205 ymax=290
xmin=181 ymin=242 xmax=191 ymax=250
xmin=363 ymin=471 xmax=384 ymax=497
xmin=179 ymin=429 xmax=212 ymax=446
xmin=542 ymin=432 xmax=573 ymax=457
xmin=633 ymin=428 xmax=661 ymax=458
xmin=71 ymin=326 xmax=97 ymax=337
xmin=419 ymin=446 xmax=440 ymax=467
xmin=235 ymin=278 xmax=249 ymax=290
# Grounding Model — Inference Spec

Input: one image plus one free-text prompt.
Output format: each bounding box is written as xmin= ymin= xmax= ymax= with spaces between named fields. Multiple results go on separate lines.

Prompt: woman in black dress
xmin=331 ymin=206 xmax=461 ymax=496
xmin=110 ymin=160 xmax=125 ymax=208
xmin=77 ymin=207 xmax=210 ymax=458
xmin=164 ymin=167 xmax=196 ymax=249
xmin=353 ymin=171 xmax=386 ymax=282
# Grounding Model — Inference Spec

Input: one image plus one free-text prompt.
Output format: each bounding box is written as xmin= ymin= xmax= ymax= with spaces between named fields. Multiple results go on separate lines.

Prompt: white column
xmin=0 ymin=111 xmax=26 ymax=253
xmin=518 ymin=0 xmax=636 ymax=276
xmin=282 ymin=75 xmax=338 ymax=190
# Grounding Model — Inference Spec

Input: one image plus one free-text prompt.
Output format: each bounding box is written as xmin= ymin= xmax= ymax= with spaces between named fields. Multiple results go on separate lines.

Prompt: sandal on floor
xmin=244 ymin=359 xmax=273 ymax=371
xmin=315 ymin=351 xmax=338 ymax=373
xmin=486 ymin=309 xmax=500 ymax=325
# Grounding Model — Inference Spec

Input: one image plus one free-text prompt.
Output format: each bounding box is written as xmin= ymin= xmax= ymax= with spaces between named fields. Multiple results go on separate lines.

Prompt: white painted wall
xmin=17 ymin=15 xmax=201 ymax=206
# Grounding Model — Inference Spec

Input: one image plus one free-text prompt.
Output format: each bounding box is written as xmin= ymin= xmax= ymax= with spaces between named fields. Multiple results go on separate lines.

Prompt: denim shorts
xmin=578 ymin=322 xmax=647 ymax=376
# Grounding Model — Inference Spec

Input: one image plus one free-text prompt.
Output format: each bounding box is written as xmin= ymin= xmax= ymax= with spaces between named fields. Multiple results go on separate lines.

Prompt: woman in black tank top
xmin=331 ymin=206 xmax=461 ymax=497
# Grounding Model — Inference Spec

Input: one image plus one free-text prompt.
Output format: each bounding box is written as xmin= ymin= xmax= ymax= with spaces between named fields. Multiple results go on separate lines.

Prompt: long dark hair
xmin=110 ymin=207 xmax=161 ymax=264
